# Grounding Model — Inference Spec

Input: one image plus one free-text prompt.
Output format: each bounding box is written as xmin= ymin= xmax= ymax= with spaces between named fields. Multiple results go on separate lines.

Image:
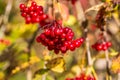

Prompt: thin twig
xmin=26 ymin=27 xmax=39 ymax=80
xmin=86 ymin=37 xmax=93 ymax=66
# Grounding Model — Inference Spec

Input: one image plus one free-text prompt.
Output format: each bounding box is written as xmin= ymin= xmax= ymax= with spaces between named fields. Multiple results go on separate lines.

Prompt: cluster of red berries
xmin=65 ymin=73 xmax=96 ymax=80
xmin=19 ymin=2 xmax=48 ymax=24
xmin=36 ymin=21 xmax=84 ymax=54
xmin=0 ymin=38 xmax=10 ymax=45
xmin=92 ymin=41 xmax=112 ymax=51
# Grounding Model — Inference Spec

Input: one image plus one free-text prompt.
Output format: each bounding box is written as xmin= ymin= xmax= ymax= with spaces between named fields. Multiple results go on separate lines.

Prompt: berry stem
xmin=52 ymin=0 xmax=55 ymax=20
xmin=86 ymin=37 xmax=92 ymax=66
xmin=26 ymin=26 xmax=39 ymax=80
xmin=42 ymin=61 xmax=47 ymax=80
xmin=91 ymin=67 xmax=98 ymax=80
xmin=118 ymin=73 xmax=120 ymax=80
xmin=103 ymin=24 xmax=111 ymax=77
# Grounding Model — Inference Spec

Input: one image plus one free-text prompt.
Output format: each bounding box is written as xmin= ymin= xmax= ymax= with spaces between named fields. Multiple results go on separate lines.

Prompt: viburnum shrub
xmin=19 ymin=1 xmax=48 ymax=24
xmin=19 ymin=1 xmax=84 ymax=54
xmin=36 ymin=21 xmax=84 ymax=54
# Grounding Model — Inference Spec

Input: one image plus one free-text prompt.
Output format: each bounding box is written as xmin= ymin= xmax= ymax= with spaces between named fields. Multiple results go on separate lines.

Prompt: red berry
xmin=69 ymin=44 xmax=75 ymax=51
xmin=24 ymin=7 xmax=29 ymax=13
xmin=63 ymin=27 xmax=69 ymax=33
xmin=66 ymin=35 xmax=73 ymax=41
xmin=79 ymin=38 xmax=84 ymax=43
xmin=45 ymin=29 xmax=51 ymax=35
xmin=74 ymin=41 xmax=81 ymax=47
xmin=19 ymin=4 xmax=26 ymax=9
xmin=21 ymin=12 xmax=27 ymax=17
xmin=41 ymin=14 xmax=48 ymax=20
xmin=29 ymin=6 xmax=35 ymax=11
xmin=54 ymin=28 xmax=61 ymax=35
xmin=31 ymin=2 xmax=37 ymax=6
xmin=106 ymin=42 xmax=112 ymax=47
xmin=32 ymin=12 xmax=38 ymax=17
xmin=38 ymin=11 xmax=43 ymax=15
xmin=36 ymin=36 xmax=41 ymax=42
xmin=25 ymin=17 xmax=31 ymax=24
xmin=102 ymin=45 xmax=108 ymax=51
xmin=36 ymin=6 xmax=43 ymax=11
xmin=60 ymin=46 xmax=67 ymax=53
xmin=96 ymin=44 xmax=102 ymax=51
xmin=61 ymin=33 xmax=66 ymax=38
xmin=49 ymin=41 xmax=54 ymax=45
xmin=75 ymin=77 xmax=81 ymax=80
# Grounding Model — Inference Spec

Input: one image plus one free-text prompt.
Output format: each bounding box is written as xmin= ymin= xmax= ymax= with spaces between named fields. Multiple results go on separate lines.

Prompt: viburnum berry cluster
xmin=92 ymin=41 xmax=112 ymax=51
xmin=0 ymin=38 xmax=10 ymax=45
xmin=19 ymin=2 xmax=48 ymax=24
xmin=36 ymin=21 xmax=84 ymax=54
xmin=65 ymin=73 xmax=96 ymax=80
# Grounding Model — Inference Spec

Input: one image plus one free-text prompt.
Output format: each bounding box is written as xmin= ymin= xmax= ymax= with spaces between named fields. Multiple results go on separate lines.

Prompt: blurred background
xmin=0 ymin=0 xmax=120 ymax=80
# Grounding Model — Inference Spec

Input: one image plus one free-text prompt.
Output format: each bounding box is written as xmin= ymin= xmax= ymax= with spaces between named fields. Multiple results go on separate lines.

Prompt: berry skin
xmin=36 ymin=36 xmax=41 ymax=43
xmin=38 ymin=11 xmax=43 ymax=15
xmin=102 ymin=45 xmax=108 ymax=51
xmin=96 ymin=45 xmax=102 ymax=51
xmin=25 ymin=17 xmax=31 ymax=24
xmin=24 ymin=7 xmax=29 ymax=13
xmin=69 ymin=44 xmax=75 ymax=51
xmin=74 ymin=41 xmax=81 ymax=47
xmin=106 ymin=42 xmax=112 ymax=47
xmin=66 ymin=35 xmax=73 ymax=41
xmin=61 ymin=33 xmax=66 ymax=38
xmin=21 ymin=12 xmax=27 ymax=17
xmin=29 ymin=6 xmax=35 ymax=11
xmin=45 ymin=29 xmax=51 ymax=35
xmin=31 ymin=1 xmax=37 ymax=6
xmin=36 ymin=6 xmax=43 ymax=11
xmin=79 ymin=38 xmax=84 ymax=43
xmin=60 ymin=46 xmax=67 ymax=53
xmin=54 ymin=28 xmax=61 ymax=35
xmin=19 ymin=4 xmax=26 ymax=9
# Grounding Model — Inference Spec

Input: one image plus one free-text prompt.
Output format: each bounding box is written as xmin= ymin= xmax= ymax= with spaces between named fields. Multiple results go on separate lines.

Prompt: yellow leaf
xmin=105 ymin=0 xmax=111 ymax=3
xmin=71 ymin=65 xmax=81 ymax=75
xmin=46 ymin=57 xmax=65 ymax=73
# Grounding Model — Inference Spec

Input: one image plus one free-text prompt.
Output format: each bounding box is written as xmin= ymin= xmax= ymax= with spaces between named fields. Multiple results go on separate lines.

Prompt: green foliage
xmin=9 ymin=72 xmax=26 ymax=80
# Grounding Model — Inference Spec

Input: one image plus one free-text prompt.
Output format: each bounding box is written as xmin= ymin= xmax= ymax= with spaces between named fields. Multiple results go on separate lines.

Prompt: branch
xmin=0 ymin=0 xmax=13 ymax=38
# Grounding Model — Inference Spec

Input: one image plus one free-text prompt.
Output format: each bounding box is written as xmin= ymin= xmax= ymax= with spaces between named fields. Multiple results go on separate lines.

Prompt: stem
xmin=42 ymin=61 xmax=47 ymax=80
xmin=103 ymin=25 xmax=111 ymax=77
xmin=52 ymin=0 xmax=55 ymax=20
xmin=26 ymin=69 xmax=32 ymax=80
xmin=91 ymin=67 xmax=98 ymax=80
xmin=118 ymin=73 xmax=120 ymax=80
xmin=86 ymin=37 xmax=92 ymax=66
xmin=26 ymin=27 xmax=39 ymax=80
